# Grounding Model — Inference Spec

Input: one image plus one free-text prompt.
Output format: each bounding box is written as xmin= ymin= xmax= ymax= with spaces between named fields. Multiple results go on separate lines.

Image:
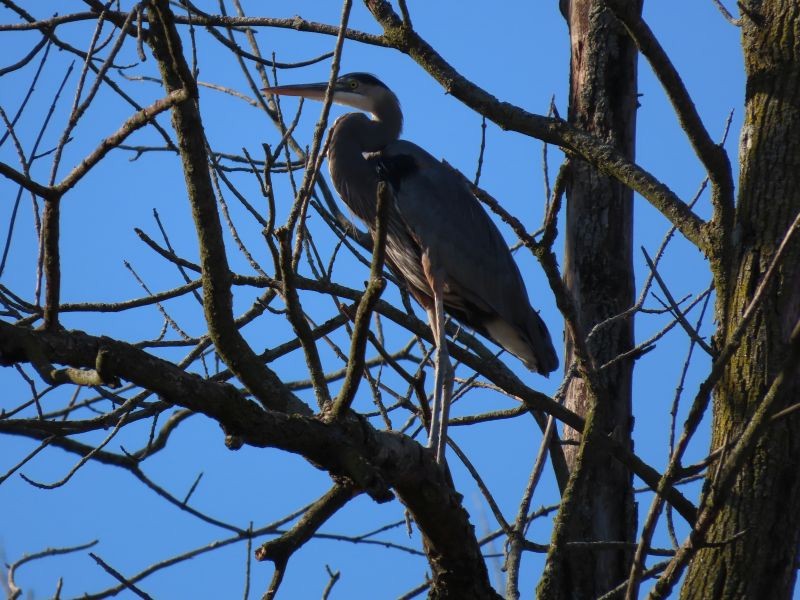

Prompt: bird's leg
xmin=427 ymin=279 xmax=453 ymax=464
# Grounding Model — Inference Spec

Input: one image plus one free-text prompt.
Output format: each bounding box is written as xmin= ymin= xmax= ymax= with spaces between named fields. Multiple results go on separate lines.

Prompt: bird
xmin=263 ymin=73 xmax=558 ymax=463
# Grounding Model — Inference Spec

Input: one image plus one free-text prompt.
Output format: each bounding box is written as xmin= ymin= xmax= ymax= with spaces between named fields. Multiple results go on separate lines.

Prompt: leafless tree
xmin=1 ymin=1 xmax=798 ymax=598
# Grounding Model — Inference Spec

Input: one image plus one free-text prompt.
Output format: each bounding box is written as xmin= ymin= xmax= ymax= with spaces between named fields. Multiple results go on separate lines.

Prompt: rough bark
xmin=0 ymin=318 xmax=500 ymax=599
xmin=559 ymin=0 xmax=639 ymax=595
xmin=681 ymin=1 xmax=800 ymax=598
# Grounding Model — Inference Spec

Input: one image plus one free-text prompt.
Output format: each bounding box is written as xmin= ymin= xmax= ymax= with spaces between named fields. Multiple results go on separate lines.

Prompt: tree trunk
xmin=682 ymin=1 xmax=800 ymax=598
xmin=552 ymin=0 xmax=640 ymax=596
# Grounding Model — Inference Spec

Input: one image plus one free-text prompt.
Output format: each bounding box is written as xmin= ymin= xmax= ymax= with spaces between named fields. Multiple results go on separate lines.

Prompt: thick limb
xmin=426 ymin=276 xmax=454 ymax=464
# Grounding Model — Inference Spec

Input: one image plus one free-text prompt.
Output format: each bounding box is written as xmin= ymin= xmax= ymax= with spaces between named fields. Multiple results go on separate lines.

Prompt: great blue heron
xmin=264 ymin=73 xmax=558 ymax=463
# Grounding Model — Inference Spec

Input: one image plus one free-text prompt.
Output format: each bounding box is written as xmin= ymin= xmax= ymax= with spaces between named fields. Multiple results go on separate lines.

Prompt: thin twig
xmin=505 ymin=416 xmax=556 ymax=599
xmin=711 ymin=0 xmax=742 ymax=26
xmin=6 ymin=540 xmax=98 ymax=600
xmin=89 ymin=553 xmax=154 ymax=600
xmin=642 ymin=248 xmax=714 ymax=355
xmin=333 ymin=182 xmax=391 ymax=417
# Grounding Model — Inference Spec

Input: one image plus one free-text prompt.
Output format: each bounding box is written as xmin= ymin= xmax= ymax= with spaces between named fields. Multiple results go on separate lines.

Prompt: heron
xmin=264 ymin=73 xmax=558 ymax=463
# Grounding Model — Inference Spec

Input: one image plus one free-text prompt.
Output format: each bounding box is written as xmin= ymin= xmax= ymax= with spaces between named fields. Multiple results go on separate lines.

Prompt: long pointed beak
xmin=262 ymin=82 xmax=330 ymax=101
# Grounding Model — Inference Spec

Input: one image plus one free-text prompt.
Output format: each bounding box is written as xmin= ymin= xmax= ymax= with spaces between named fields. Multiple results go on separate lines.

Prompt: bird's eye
xmin=349 ymin=80 xmax=358 ymax=89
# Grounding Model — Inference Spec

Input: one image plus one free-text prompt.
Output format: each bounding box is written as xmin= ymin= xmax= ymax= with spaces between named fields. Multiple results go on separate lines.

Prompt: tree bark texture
xmin=682 ymin=1 xmax=800 ymax=598
xmin=559 ymin=0 xmax=639 ymax=595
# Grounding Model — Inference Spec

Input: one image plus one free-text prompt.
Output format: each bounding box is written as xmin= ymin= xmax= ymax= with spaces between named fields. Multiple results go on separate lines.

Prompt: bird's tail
xmin=483 ymin=311 xmax=559 ymax=375
xmin=523 ymin=310 xmax=559 ymax=375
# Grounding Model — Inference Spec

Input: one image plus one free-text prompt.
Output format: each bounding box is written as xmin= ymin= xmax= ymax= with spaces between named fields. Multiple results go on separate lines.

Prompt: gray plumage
xmin=264 ymin=73 xmax=558 ymax=462
xmin=265 ymin=73 xmax=558 ymax=374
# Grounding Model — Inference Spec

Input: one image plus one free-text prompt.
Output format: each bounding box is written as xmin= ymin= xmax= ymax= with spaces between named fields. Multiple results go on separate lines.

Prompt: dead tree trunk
xmin=558 ymin=0 xmax=640 ymax=595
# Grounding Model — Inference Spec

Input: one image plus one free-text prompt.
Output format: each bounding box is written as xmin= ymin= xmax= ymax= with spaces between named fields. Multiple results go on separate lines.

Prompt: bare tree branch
xmin=6 ymin=540 xmax=98 ymax=600
xmin=145 ymin=0 xmax=309 ymax=416
xmin=363 ymin=0 xmax=711 ymax=254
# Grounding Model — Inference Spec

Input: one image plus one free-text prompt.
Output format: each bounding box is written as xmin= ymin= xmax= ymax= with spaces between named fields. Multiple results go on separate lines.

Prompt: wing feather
xmin=381 ymin=141 xmax=558 ymax=373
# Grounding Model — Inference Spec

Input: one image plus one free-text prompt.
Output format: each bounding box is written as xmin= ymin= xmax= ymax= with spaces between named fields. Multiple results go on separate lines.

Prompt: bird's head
xmin=263 ymin=72 xmax=399 ymax=119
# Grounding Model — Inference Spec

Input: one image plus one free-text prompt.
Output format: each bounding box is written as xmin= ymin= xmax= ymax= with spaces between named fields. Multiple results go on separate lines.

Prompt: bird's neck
xmin=332 ymin=111 xmax=402 ymax=153
xmin=327 ymin=112 xmax=402 ymax=225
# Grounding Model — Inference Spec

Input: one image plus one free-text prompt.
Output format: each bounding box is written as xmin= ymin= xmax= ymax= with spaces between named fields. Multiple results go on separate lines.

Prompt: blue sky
xmin=0 ymin=1 xmax=744 ymax=598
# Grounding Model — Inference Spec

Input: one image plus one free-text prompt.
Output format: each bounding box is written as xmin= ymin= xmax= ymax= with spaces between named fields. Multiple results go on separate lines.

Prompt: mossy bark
xmin=681 ymin=1 xmax=800 ymax=598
